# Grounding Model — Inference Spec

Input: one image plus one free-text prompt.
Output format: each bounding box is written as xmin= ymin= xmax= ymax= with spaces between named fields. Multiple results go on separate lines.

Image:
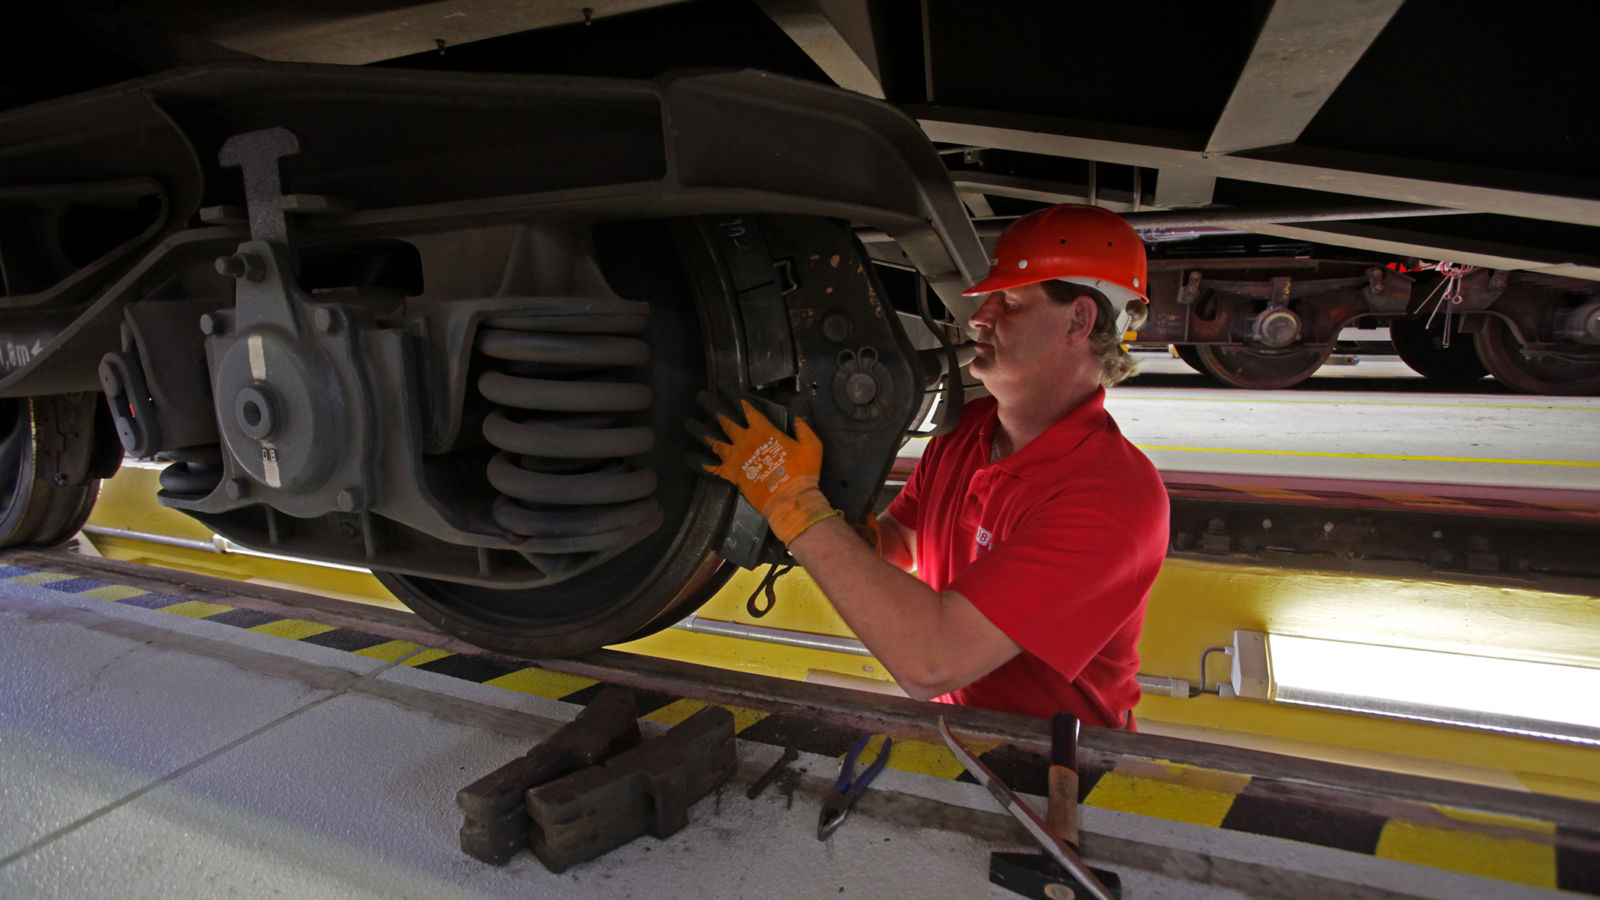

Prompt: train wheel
xmin=374 ymin=219 xmax=749 ymax=658
xmin=1389 ymin=316 xmax=1488 ymax=385
xmin=0 ymin=395 xmax=103 ymax=549
xmin=1194 ymin=344 xmax=1332 ymax=390
xmin=376 ymin=514 xmax=734 ymax=659
xmin=1173 ymin=344 xmax=1208 ymax=375
xmin=1474 ymin=317 xmax=1600 ymax=395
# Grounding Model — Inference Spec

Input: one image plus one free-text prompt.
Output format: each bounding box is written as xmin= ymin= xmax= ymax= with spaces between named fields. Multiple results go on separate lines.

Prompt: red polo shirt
xmin=886 ymin=389 xmax=1168 ymax=725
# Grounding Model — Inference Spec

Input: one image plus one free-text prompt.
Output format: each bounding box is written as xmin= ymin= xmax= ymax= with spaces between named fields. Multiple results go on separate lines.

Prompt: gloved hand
xmin=694 ymin=395 xmax=839 ymax=544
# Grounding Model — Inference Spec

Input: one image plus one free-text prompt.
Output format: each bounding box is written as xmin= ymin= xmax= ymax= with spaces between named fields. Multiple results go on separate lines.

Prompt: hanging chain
xmin=1419 ymin=261 xmax=1476 ymax=347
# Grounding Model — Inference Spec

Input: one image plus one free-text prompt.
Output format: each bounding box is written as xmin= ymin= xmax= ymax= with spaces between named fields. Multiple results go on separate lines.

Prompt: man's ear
xmin=1063 ymin=294 xmax=1098 ymax=346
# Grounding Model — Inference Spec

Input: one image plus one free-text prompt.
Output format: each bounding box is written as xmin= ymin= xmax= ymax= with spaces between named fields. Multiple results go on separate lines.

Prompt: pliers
xmin=817 ymin=734 xmax=892 ymax=840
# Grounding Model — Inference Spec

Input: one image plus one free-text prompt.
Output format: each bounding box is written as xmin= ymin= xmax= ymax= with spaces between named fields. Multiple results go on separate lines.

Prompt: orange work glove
xmin=699 ymin=398 xmax=839 ymax=544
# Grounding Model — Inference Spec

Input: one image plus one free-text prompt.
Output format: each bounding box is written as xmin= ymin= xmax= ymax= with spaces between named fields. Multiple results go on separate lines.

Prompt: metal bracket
xmin=1179 ymin=270 xmax=1203 ymax=305
xmin=1268 ymin=276 xmax=1292 ymax=310
xmin=218 ymin=126 xmax=298 ymax=247
xmin=1362 ymin=266 xmax=1413 ymax=313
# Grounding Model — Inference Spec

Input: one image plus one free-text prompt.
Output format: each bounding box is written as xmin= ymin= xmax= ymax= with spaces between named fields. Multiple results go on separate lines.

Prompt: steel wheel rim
xmin=376 ymin=218 xmax=745 ymax=657
xmin=1194 ymin=344 xmax=1333 ymax=390
xmin=1474 ymin=317 xmax=1600 ymax=396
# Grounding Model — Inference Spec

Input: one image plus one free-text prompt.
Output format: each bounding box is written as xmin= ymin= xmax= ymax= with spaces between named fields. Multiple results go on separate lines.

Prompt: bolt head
xmin=225 ymin=477 xmax=250 ymax=500
xmin=336 ymin=488 xmax=364 ymax=512
xmin=200 ymin=313 xmax=222 ymax=335
xmin=215 ymin=252 xmax=263 ymax=282
xmin=313 ymin=307 xmax=338 ymax=333
xmin=215 ymin=254 xmax=245 ymax=278
xmin=844 ymin=371 xmax=877 ymax=405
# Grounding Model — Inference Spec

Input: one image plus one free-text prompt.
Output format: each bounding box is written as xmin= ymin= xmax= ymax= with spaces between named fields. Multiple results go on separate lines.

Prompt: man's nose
xmin=969 ymin=293 xmax=1001 ymax=329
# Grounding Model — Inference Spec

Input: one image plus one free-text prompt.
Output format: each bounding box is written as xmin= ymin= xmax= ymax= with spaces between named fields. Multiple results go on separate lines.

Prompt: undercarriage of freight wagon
xmin=5 ymin=1 xmax=1600 ymax=658
xmin=0 ymin=64 xmax=985 ymax=654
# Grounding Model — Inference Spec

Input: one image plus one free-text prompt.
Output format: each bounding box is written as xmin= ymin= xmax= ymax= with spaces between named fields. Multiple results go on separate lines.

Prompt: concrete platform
xmin=1 ymin=562 xmax=1589 ymax=899
xmin=1112 ymin=355 xmax=1600 ymax=491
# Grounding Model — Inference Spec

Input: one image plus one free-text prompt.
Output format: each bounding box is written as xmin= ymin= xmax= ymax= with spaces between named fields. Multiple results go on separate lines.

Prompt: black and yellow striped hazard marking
xmin=6 ymin=561 xmax=1598 ymax=894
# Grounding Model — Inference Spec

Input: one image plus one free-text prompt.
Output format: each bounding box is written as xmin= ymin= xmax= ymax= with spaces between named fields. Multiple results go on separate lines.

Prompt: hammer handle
xmin=1045 ymin=764 xmax=1081 ymax=848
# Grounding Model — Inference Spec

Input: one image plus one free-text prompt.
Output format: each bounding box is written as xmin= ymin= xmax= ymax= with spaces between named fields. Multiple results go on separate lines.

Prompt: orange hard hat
xmin=963 ymin=205 xmax=1149 ymax=319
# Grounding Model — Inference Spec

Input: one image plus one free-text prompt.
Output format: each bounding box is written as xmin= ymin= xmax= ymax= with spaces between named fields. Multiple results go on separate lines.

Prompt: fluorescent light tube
xmin=1228 ymin=630 xmax=1600 ymax=745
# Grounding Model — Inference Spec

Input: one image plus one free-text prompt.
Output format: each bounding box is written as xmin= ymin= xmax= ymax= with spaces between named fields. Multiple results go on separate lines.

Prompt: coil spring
xmin=158 ymin=447 xmax=224 ymax=497
xmin=476 ymin=298 xmax=662 ymax=556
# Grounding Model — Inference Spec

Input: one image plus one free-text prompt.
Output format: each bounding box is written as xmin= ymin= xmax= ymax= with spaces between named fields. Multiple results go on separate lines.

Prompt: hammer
xmin=988 ymin=713 xmax=1123 ymax=899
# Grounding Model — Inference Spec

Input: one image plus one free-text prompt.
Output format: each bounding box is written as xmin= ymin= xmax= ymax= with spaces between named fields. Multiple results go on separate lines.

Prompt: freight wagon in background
xmin=2 ymin=0 xmax=1597 ymax=655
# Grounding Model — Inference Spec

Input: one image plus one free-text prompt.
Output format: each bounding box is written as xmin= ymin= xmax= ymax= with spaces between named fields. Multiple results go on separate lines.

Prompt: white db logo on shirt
xmin=975 ymin=526 xmax=993 ymax=554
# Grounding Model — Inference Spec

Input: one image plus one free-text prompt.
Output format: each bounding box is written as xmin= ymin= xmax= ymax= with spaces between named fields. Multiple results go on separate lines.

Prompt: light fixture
xmin=1221 ymin=630 xmax=1600 ymax=746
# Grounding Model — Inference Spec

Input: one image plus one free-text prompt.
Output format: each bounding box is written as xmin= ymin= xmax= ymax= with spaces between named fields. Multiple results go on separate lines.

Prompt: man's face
xmin=967 ymin=281 xmax=1091 ymax=390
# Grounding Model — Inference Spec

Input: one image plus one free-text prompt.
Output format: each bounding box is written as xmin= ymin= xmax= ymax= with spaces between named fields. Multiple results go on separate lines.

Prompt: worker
xmin=696 ymin=204 xmax=1169 ymax=727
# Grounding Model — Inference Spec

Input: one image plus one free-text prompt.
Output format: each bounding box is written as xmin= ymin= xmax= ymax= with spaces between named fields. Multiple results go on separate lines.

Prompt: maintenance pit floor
xmin=1 ymin=567 xmax=1584 ymax=899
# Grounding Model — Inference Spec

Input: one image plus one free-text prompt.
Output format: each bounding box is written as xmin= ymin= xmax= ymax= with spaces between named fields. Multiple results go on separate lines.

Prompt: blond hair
xmin=1039 ymin=280 xmax=1147 ymax=386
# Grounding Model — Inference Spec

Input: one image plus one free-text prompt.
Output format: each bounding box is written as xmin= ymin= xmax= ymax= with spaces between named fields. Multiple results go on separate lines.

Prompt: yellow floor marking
xmin=1376 ymin=820 xmax=1557 ymax=888
xmin=644 ymin=698 xmax=768 ymax=734
xmin=1086 ymin=771 xmax=1242 ymax=828
xmin=9 ymin=571 xmax=79 ymax=586
xmin=158 ymin=599 xmax=235 ymax=619
xmin=354 ymin=640 xmax=424 ymax=662
xmin=402 ymin=648 xmax=454 ymax=667
xmin=1113 ymin=758 xmax=1254 ymax=794
xmin=1085 ymin=759 xmax=1251 ymax=828
xmin=1139 ymin=445 xmax=1600 ymax=467
xmin=483 ymin=667 xmax=598 ymax=699
xmin=1429 ymin=805 xmax=1556 ymax=834
xmin=883 ymin=737 xmax=976 ymax=780
xmin=79 ymin=584 xmax=149 ymax=602
xmin=249 ymin=618 xmax=337 ymax=640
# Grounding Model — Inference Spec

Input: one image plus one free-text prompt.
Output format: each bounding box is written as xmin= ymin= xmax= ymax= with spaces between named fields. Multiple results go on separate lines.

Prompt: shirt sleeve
xmin=945 ymin=491 xmax=1153 ymax=682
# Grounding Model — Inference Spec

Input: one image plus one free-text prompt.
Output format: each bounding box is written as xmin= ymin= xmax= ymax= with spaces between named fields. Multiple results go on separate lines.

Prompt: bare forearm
xmin=688 ymin=391 xmax=1015 ymax=696
xmin=788 ymin=517 xmax=963 ymax=699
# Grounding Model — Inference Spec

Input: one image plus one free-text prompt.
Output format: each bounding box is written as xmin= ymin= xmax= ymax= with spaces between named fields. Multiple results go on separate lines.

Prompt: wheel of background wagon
xmin=1173 ymin=344 xmax=1208 ymax=375
xmin=0 ymin=394 xmax=103 ymax=549
xmin=374 ymin=217 xmax=755 ymax=658
xmin=1474 ymin=316 xmax=1600 ymax=395
xmin=1389 ymin=315 xmax=1488 ymax=385
xmin=1194 ymin=344 xmax=1332 ymax=390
